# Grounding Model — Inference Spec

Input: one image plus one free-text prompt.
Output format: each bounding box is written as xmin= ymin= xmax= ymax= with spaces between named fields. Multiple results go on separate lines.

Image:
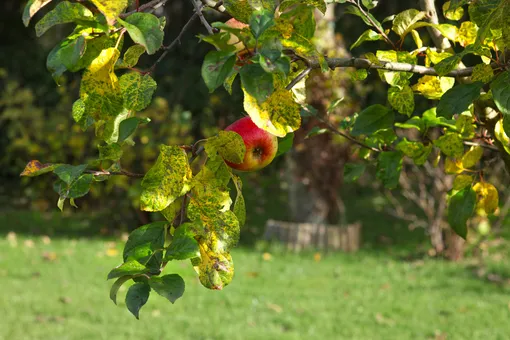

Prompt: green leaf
xmin=280 ymin=0 xmax=327 ymax=14
xmin=240 ymin=63 xmax=275 ymax=104
xmin=434 ymin=54 xmax=462 ymax=76
xmin=71 ymin=29 xmax=120 ymax=72
xmin=47 ymin=34 xmax=86 ymax=83
xmin=453 ymin=174 xmax=474 ymax=191
xmin=351 ymin=104 xmax=394 ymax=136
xmin=434 ymin=132 xmax=464 ymax=158
xmin=448 ymin=187 xmax=476 ymax=239
xmin=149 ymin=274 xmax=185 ymax=304
xmin=376 ymin=151 xmax=403 ymax=189
xmin=90 ymin=0 xmax=128 ymax=25
xmin=344 ymin=5 xmax=383 ymax=31
xmin=279 ymin=4 xmax=315 ymax=39
xmin=275 ymin=132 xmax=294 ymax=157
xmin=250 ymin=10 xmax=275 ymax=39
xmin=201 ymin=51 xmax=237 ymax=93
xmin=350 ymin=29 xmax=383 ymax=50
xmin=223 ymin=0 xmax=254 ymax=23
xmin=117 ymin=45 xmax=146 ymax=69
xmin=125 ymin=282 xmax=150 ymax=319
xmin=119 ymin=73 xmax=157 ymax=112
xmin=123 ymin=221 xmax=166 ymax=268
xmin=54 ymin=164 xmax=87 ymax=185
xmin=376 ymin=50 xmax=416 ymax=87
xmin=118 ymin=12 xmax=164 ymax=55
xmin=392 ymin=9 xmax=426 ymax=37
xmin=387 ymin=85 xmax=414 ymax=116
xmin=164 ymin=226 xmax=200 ymax=261
xmin=109 ymin=275 xmax=133 ymax=305
xmin=118 ymin=117 xmax=150 ymax=143
xmin=20 ymin=160 xmax=58 ymax=177
xmin=205 ymin=131 xmax=246 ymax=164
xmin=491 ymin=71 xmax=510 ymax=116
xmin=140 ymin=145 xmax=192 ymax=212
xmin=35 ymin=1 xmax=93 ymax=37
xmin=23 ymin=0 xmax=52 ymax=26
xmin=231 ymin=174 xmax=246 ymax=227
xmin=443 ymin=1 xmax=465 ymax=21
xmin=436 ymin=82 xmax=483 ymax=119
xmin=67 ymin=174 xmax=94 ymax=198
xmin=102 ymin=109 xmax=131 ymax=144
xmin=107 ymin=260 xmax=150 ymax=280
xmin=343 ymin=163 xmax=366 ymax=183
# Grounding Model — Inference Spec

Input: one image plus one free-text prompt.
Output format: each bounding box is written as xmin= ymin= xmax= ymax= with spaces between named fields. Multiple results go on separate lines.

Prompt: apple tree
xmin=20 ymin=0 xmax=510 ymax=317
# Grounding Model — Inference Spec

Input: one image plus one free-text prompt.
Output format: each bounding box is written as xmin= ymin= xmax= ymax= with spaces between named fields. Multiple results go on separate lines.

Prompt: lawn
xmin=1 ymin=211 xmax=510 ymax=340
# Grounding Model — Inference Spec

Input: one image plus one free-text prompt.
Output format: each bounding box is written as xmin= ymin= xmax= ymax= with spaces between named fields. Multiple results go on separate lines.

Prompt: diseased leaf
xmin=119 ymin=72 xmax=157 ymax=112
xmin=453 ymin=174 xmax=473 ymax=190
xmin=387 ymin=85 xmax=414 ymax=116
xmin=193 ymin=242 xmax=234 ymax=290
xmin=205 ymin=131 xmax=246 ymax=164
xmin=125 ymin=282 xmax=150 ymax=319
xmin=80 ymin=48 xmax=123 ymax=121
xmin=90 ymin=0 xmax=128 ymax=25
xmin=231 ymin=174 xmax=246 ymax=227
xmin=117 ymin=45 xmax=146 ymax=69
xmin=119 ymin=12 xmax=164 ymax=55
xmin=98 ymin=143 xmax=123 ymax=161
xmin=243 ymin=87 xmax=301 ymax=138
xmin=35 ymin=2 xmax=93 ymax=37
xmin=434 ymin=54 xmax=462 ymax=76
xmin=351 ymin=104 xmax=394 ymax=136
xmin=434 ymin=133 xmax=464 ymax=159
xmin=396 ymin=139 xmax=432 ymax=165
xmin=149 ymin=274 xmax=185 ymax=304
xmin=448 ymin=187 xmax=476 ymax=239
xmin=471 ymin=63 xmax=494 ymax=83
xmin=20 ymin=160 xmax=58 ymax=177
xmin=412 ymin=75 xmax=455 ymax=100
xmin=140 ymin=145 xmax=192 ymax=212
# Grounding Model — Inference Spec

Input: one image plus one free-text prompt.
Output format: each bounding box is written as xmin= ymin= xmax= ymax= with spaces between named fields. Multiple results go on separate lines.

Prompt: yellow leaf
xmin=461 ymin=145 xmax=483 ymax=169
xmin=314 ymin=252 xmax=321 ymax=262
xmin=494 ymin=119 xmax=510 ymax=154
xmin=445 ymin=158 xmax=464 ymax=174
xmin=443 ymin=1 xmax=464 ymax=21
xmin=457 ymin=21 xmax=478 ymax=47
xmin=243 ymin=88 xmax=301 ymax=138
xmin=412 ymin=75 xmax=454 ymax=100
xmin=262 ymin=252 xmax=272 ymax=261
xmin=106 ymin=248 xmax=119 ymax=257
xmin=473 ymin=182 xmax=499 ymax=214
xmin=90 ymin=0 xmax=128 ymax=25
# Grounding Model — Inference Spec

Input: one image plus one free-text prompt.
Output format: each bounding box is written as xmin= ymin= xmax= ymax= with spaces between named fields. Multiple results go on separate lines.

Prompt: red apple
xmin=224 ymin=18 xmax=249 ymax=52
xmin=224 ymin=116 xmax=278 ymax=172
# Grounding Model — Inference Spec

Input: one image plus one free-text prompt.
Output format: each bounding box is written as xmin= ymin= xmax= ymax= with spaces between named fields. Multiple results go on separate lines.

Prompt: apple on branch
xmin=224 ymin=116 xmax=278 ymax=172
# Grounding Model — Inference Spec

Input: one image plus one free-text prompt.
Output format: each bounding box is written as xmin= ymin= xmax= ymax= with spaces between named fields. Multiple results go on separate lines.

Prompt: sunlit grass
xmin=1 ymin=226 xmax=510 ymax=340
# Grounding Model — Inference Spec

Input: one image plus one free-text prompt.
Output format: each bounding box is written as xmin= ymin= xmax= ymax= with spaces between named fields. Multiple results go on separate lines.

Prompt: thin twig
xmin=190 ymin=0 xmax=214 ymax=34
xmin=314 ymin=115 xmax=382 ymax=152
xmin=120 ymin=0 xmax=170 ymax=18
xmin=86 ymin=169 xmax=144 ymax=178
xmin=189 ymin=146 xmax=205 ymax=163
xmin=286 ymin=67 xmax=312 ymax=90
xmin=463 ymin=140 xmax=499 ymax=151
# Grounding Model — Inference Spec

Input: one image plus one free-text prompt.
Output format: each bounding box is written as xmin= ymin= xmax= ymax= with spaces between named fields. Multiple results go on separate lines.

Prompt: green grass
xmin=1 ymin=224 xmax=510 ymax=340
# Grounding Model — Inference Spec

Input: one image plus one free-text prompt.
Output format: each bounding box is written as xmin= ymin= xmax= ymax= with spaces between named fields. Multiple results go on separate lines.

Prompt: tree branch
xmin=86 ymin=169 xmax=144 ymax=178
xmin=418 ymin=0 xmax=452 ymax=50
xmin=308 ymin=57 xmax=499 ymax=77
xmin=190 ymin=0 xmax=214 ymax=34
